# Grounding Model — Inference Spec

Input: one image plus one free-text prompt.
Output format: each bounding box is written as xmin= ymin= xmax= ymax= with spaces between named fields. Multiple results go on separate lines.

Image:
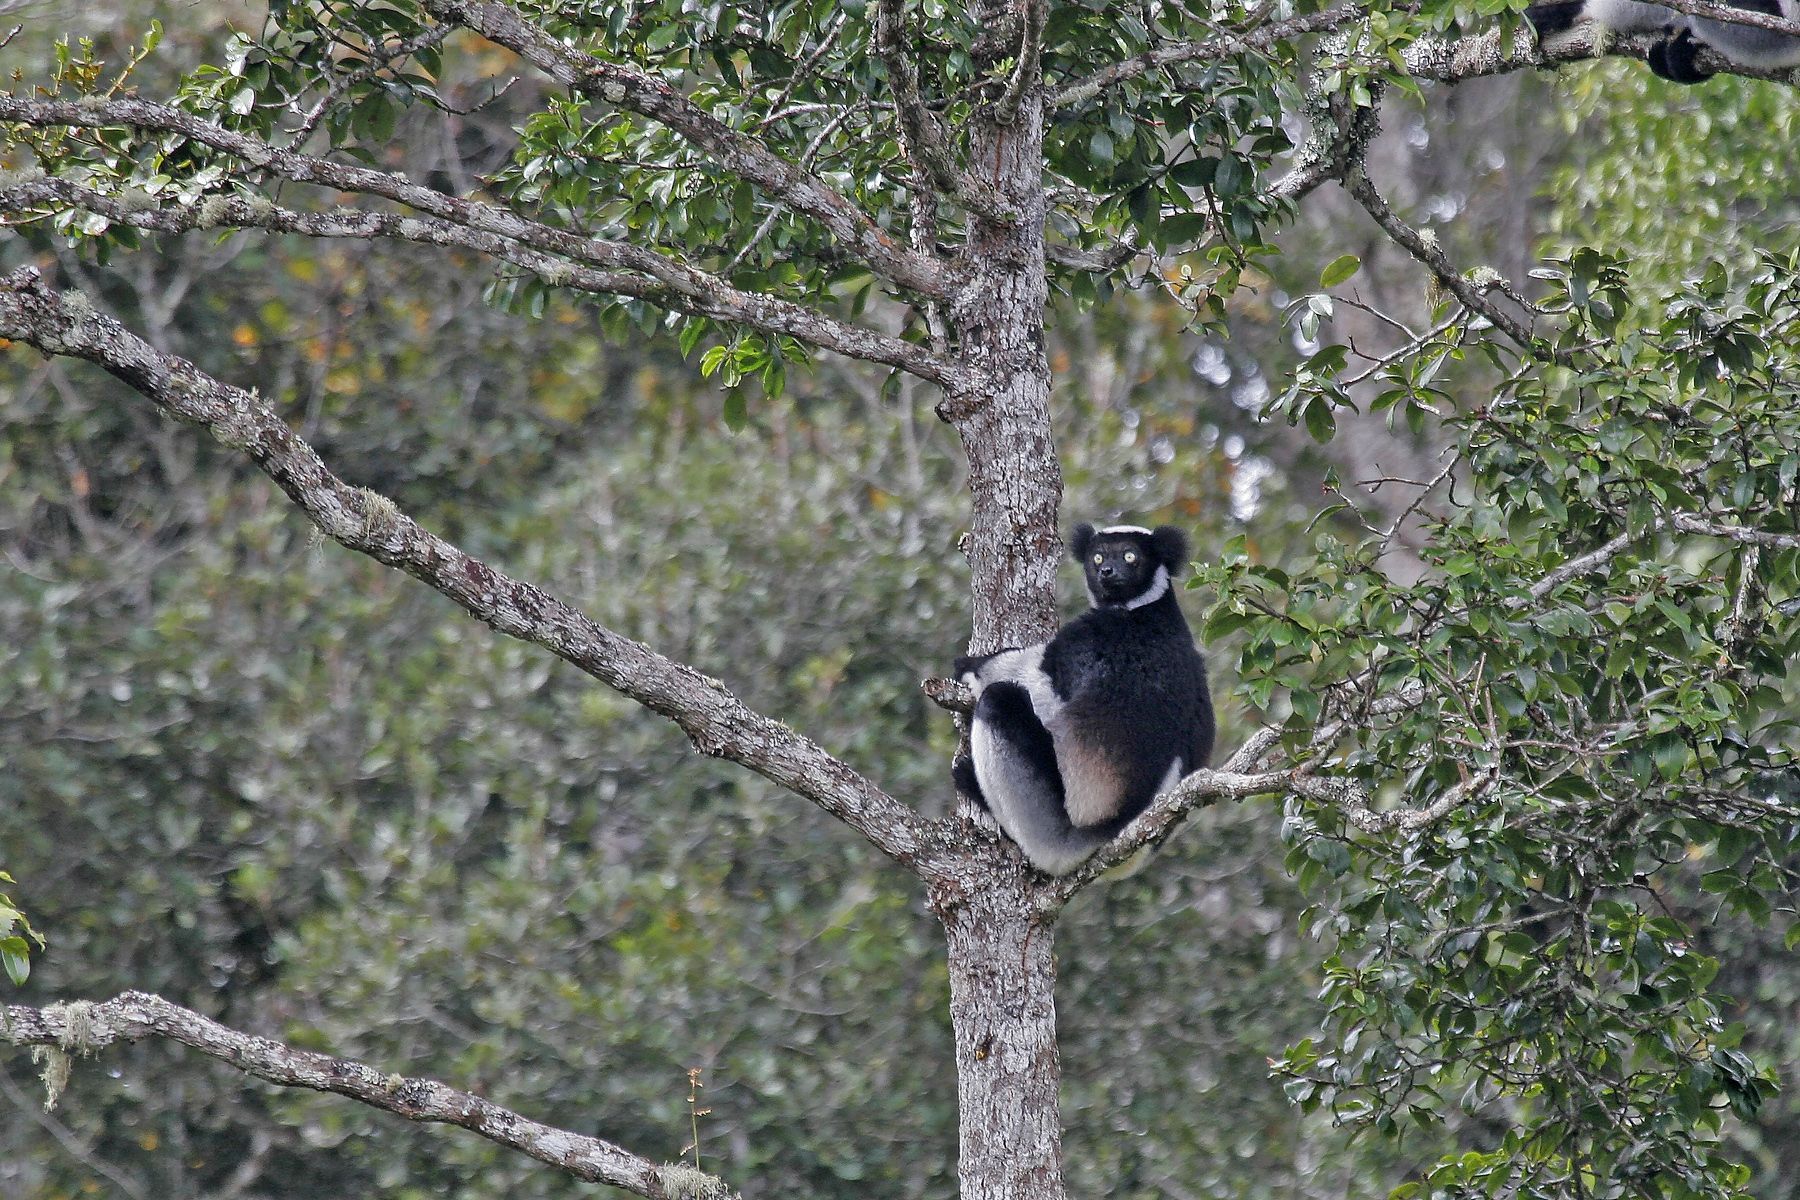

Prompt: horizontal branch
xmin=418 ymin=0 xmax=951 ymax=296
xmin=1657 ymin=0 xmax=1800 ymax=37
xmin=0 ymin=175 xmax=960 ymax=384
xmin=1403 ymin=18 xmax=1800 ymax=86
xmin=1048 ymin=755 xmax=1297 ymax=899
xmin=0 ymin=267 xmax=937 ymax=870
xmin=1290 ymin=764 xmax=1499 ymax=835
xmin=1670 ymin=512 xmax=1800 ymax=549
xmin=1521 ymin=529 xmax=1642 ymax=604
xmin=1514 ymin=512 xmax=1796 ymax=608
xmin=1052 ymin=6 xmax=1370 ymax=108
xmin=0 ymin=993 xmax=730 ymax=1200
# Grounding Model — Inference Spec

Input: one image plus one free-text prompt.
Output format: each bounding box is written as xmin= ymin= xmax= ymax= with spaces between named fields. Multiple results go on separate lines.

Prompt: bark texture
xmin=939 ymin=890 xmax=1064 ymax=1200
xmin=944 ymin=87 xmax=1062 ymax=655
xmin=930 ymin=26 xmax=1068 ymax=1196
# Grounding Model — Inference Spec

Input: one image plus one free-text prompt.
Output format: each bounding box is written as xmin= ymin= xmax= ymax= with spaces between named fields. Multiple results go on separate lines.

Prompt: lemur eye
xmin=1124 ymin=551 xmax=1137 ymax=563
xmin=1092 ymin=553 xmax=1103 ymax=564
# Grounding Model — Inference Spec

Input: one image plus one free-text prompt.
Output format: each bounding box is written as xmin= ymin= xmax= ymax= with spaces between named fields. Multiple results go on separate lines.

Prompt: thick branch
xmin=417 ymin=0 xmax=950 ymax=295
xmin=874 ymin=0 xmax=1012 ymax=219
xmin=0 ymin=174 xmax=961 ymax=384
xmin=1046 ymin=760 xmax=1295 ymax=899
xmin=0 ymin=993 xmax=728 ymax=1200
xmin=993 ymin=0 xmax=1049 ymax=126
xmin=0 ymin=267 xmax=936 ymax=870
xmin=1403 ymin=19 xmax=1800 ymax=86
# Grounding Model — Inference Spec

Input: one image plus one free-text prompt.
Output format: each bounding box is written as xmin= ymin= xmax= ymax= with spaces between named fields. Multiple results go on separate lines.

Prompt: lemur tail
xmin=1525 ymin=1 xmax=1587 ymax=33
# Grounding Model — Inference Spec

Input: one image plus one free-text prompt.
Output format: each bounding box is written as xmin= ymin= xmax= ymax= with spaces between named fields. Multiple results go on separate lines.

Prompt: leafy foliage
xmin=1210 ymin=243 xmax=1800 ymax=1198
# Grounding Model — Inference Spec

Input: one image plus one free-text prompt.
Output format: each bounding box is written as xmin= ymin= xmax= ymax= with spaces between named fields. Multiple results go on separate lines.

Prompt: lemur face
xmin=1068 ymin=522 xmax=1191 ymax=606
xmin=1081 ymin=531 xmax=1161 ymax=603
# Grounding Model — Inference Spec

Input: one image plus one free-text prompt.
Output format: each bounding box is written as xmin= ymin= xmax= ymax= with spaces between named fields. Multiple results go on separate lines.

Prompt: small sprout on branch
xmin=682 ymin=1066 xmax=712 ymax=1171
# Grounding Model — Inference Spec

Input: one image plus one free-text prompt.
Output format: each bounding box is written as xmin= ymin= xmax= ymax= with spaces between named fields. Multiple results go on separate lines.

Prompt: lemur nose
xmin=1098 ymin=564 xmax=1117 ymax=578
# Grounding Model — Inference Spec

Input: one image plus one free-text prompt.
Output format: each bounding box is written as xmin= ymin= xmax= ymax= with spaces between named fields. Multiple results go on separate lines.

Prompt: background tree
xmin=3 ymin=2 xmax=1800 ymax=1200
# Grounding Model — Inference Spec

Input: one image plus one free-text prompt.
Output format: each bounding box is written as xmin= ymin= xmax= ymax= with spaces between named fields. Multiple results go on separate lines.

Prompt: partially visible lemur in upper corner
xmin=1526 ymin=0 xmax=1800 ymax=83
xmin=951 ymin=523 xmax=1215 ymax=876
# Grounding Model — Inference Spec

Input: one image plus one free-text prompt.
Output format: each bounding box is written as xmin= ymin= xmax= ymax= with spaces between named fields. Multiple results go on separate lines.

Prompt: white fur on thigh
xmin=963 ymin=644 xmax=1064 ymax=723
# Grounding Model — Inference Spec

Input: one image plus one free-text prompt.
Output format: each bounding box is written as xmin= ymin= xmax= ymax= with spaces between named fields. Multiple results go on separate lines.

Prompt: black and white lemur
xmin=950 ymin=523 xmax=1215 ymax=875
xmin=1527 ymin=0 xmax=1800 ymax=82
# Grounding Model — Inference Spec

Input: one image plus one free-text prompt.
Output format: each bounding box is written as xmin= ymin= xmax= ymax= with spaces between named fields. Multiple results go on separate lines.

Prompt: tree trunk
xmin=939 ymin=880 xmax=1063 ymax=1200
xmin=938 ymin=57 xmax=1067 ymax=1199
xmin=948 ymin=85 xmax=1061 ymax=654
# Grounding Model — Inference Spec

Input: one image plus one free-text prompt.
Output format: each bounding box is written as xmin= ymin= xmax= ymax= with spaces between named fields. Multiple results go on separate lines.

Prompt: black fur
xmin=951 ymin=524 xmax=1215 ymax=875
xmin=1648 ymin=27 xmax=1714 ymax=80
xmin=1526 ymin=0 xmax=1800 ymax=84
xmin=1524 ymin=0 xmax=1586 ymax=33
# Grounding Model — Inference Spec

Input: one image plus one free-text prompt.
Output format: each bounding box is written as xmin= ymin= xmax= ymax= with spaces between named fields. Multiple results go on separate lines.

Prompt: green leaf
xmin=1303 ymin=396 xmax=1336 ymax=443
xmin=1320 ymin=254 xmax=1361 ymax=288
xmin=722 ymin=389 xmax=748 ymax=432
xmin=0 ymin=936 xmax=29 ymax=985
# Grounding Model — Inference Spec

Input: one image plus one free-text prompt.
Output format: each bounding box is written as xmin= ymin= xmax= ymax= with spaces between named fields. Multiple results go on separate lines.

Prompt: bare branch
xmin=0 ymin=993 xmax=732 ymax=1200
xmin=1044 ymin=240 xmax=1138 ymax=271
xmin=417 ymin=0 xmax=951 ymax=295
xmin=1510 ymin=513 xmax=1800 ymax=612
xmin=292 ymin=24 xmax=454 ymax=142
xmin=1291 ymin=764 xmax=1501 ymax=834
xmin=921 ymin=675 xmax=974 ymax=714
xmin=760 ymin=13 xmax=851 ymax=130
xmin=0 ymin=267 xmax=937 ymax=870
xmin=1046 ymin=763 xmax=1295 ymax=898
xmin=0 ymin=175 xmax=963 ymax=384
xmin=1051 ymin=6 xmax=1369 ymax=109
xmin=1520 ymin=528 xmax=1644 ymax=605
xmin=1669 ymin=512 xmax=1800 ymax=549
xmin=1654 ymin=0 xmax=1800 ymax=37
xmin=1342 ymin=167 xmax=1571 ymax=366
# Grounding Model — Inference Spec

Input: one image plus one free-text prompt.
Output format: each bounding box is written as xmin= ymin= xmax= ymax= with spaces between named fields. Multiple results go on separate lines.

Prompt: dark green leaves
xmin=0 ymin=873 xmax=42 ymax=986
xmin=1219 ymin=245 xmax=1800 ymax=1200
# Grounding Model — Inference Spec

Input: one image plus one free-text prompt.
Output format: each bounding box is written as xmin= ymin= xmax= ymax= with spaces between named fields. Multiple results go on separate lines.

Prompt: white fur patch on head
xmin=1098 ymin=524 xmax=1152 ymax=536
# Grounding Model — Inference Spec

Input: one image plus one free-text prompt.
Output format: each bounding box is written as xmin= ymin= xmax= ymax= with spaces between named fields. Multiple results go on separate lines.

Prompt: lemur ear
xmin=1069 ymin=523 xmax=1096 ymax=560
xmin=1149 ymin=526 xmax=1191 ymax=571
